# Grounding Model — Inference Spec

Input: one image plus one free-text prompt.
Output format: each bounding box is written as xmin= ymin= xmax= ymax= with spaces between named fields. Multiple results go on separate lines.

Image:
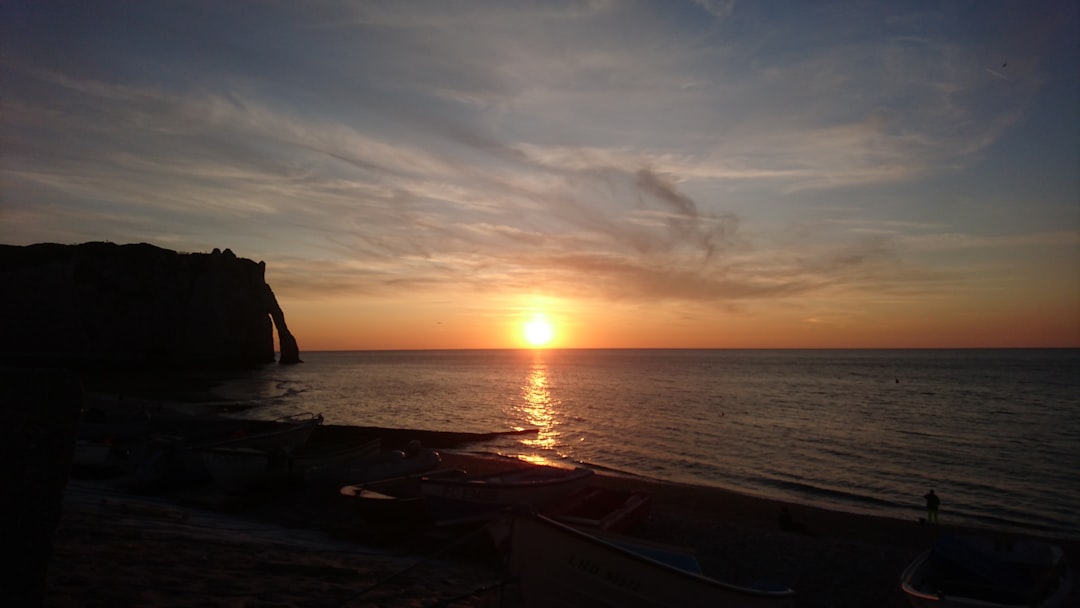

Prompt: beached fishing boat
xmin=544 ymin=485 xmax=652 ymax=533
xmin=78 ymin=415 xmax=153 ymax=443
xmin=900 ymin=534 xmax=1073 ymax=608
xmin=502 ymin=511 xmax=796 ymax=607
xmin=340 ymin=469 xmax=464 ymax=528
xmin=310 ymin=441 xmax=442 ymax=487
xmin=419 ymin=464 xmax=594 ymax=526
xmin=201 ymin=437 xmax=381 ymax=491
xmin=72 ymin=440 xmax=122 ymax=469
xmin=147 ymin=412 xmax=325 ymax=481
xmin=73 ymin=408 xmax=154 ymax=473
xmin=193 ymin=412 xmax=324 ymax=450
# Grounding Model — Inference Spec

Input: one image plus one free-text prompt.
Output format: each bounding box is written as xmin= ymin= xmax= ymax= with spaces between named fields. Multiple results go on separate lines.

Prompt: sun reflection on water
xmin=516 ymin=359 xmax=561 ymax=465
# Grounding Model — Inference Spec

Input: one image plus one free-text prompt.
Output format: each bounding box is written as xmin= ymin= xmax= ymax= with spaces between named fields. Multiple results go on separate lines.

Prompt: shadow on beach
xmin=11 ymin=387 xmax=1078 ymax=608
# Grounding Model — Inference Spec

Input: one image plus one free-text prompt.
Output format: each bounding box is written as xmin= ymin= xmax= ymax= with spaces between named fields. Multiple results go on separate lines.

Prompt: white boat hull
xmin=203 ymin=438 xmax=380 ymax=491
xmin=900 ymin=535 xmax=1073 ymax=608
xmin=320 ymin=448 xmax=442 ymax=486
xmin=72 ymin=441 xmax=118 ymax=468
xmin=506 ymin=513 xmax=796 ymax=608
xmin=420 ymin=465 xmax=594 ymax=526
xmin=153 ymin=413 xmax=325 ymax=483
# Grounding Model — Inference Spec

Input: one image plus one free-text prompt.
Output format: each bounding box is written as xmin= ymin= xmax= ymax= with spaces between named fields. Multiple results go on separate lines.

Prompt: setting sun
xmin=523 ymin=315 xmax=554 ymax=347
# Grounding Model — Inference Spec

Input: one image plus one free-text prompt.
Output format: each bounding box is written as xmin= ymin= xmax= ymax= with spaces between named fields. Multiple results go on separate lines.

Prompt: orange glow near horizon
xmin=280 ymin=291 xmax=1080 ymax=351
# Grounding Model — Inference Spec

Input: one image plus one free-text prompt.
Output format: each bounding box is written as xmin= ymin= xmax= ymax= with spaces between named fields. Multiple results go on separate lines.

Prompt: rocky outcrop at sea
xmin=0 ymin=242 xmax=300 ymax=367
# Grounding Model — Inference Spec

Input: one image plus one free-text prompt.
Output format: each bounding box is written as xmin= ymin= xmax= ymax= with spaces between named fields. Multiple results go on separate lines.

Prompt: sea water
xmin=199 ymin=349 xmax=1079 ymax=539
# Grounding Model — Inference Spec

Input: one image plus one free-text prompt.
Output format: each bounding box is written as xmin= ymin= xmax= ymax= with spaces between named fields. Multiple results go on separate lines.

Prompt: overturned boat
xmin=900 ymin=533 xmax=1073 ymax=608
xmin=201 ymin=437 xmax=381 ymax=491
xmin=419 ymin=464 xmax=594 ymax=527
xmin=502 ymin=511 xmax=796 ymax=607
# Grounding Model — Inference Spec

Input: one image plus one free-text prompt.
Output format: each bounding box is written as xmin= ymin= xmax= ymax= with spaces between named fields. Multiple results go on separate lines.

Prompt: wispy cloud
xmin=693 ymin=0 xmax=735 ymax=19
xmin=1 ymin=0 xmax=1076 ymax=345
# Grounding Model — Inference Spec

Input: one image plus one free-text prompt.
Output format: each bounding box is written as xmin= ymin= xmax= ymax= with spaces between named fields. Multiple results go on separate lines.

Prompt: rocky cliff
xmin=0 ymin=242 xmax=300 ymax=367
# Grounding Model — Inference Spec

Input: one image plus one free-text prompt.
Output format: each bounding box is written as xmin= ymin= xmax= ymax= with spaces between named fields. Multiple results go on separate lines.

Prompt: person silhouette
xmin=924 ymin=489 xmax=940 ymax=524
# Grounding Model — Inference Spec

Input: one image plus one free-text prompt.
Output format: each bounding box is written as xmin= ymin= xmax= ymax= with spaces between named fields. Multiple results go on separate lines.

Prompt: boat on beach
xmin=544 ymin=485 xmax=652 ymax=533
xmin=343 ymin=472 xmax=649 ymax=534
xmin=72 ymin=440 xmax=124 ymax=470
xmin=502 ymin=511 xmax=796 ymax=607
xmin=201 ymin=437 xmax=381 ymax=491
xmin=310 ymin=441 xmax=442 ymax=488
xmin=73 ymin=407 xmax=154 ymax=473
xmin=78 ymin=414 xmax=153 ymax=443
xmin=900 ymin=534 xmax=1073 ymax=608
xmin=146 ymin=412 xmax=325 ymax=481
xmin=340 ymin=468 xmax=464 ymax=528
xmin=419 ymin=464 xmax=595 ymax=526
xmin=341 ymin=463 xmax=596 ymax=529
xmin=189 ymin=412 xmax=325 ymax=451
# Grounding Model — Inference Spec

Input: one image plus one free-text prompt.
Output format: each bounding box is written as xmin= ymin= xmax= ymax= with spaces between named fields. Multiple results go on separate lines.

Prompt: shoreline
xmin=456 ymin=447 xmax=1079 ymax=541
xmin=443 ymin=451 xmax=1080 ymax=606
xmin=47 ymin=442 xmax=1080 ymax=608
xmin=86 ymin=390 xmax=1080 ymax=544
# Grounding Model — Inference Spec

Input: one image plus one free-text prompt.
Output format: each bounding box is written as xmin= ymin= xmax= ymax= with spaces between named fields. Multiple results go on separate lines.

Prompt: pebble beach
xmin=45 ymin=446 xmax=1080 ymax=608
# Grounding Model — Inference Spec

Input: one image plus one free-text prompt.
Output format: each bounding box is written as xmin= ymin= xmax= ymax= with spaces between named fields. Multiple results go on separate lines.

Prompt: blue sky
xmin=2 ymin=1 xmax=1077 ymax=348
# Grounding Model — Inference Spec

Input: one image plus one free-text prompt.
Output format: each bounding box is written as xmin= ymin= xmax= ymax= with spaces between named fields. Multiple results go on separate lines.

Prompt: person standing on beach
xmin=924 ymin=489 xmax=940 ymax=524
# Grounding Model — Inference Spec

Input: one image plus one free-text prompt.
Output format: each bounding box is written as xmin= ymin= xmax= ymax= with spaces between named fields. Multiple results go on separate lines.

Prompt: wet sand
xmin=46 ymin=450 xmax=1079 ymax=608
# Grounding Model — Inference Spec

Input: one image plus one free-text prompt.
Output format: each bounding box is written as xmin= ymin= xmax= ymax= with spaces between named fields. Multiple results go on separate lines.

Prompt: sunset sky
xmin=2 ymin=1 xmax=1077 ymax=350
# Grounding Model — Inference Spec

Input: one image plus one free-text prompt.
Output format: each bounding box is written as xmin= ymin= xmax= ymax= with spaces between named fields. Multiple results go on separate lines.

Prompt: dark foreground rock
xmin=1 ymin=368 xmax=83 ymax=608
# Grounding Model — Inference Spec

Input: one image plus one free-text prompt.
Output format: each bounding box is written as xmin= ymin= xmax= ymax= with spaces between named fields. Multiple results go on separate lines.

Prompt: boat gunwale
xmin=515 ymin=512 xmax=796 ymax=599
xmin=420 ymin=465 xmax=594 ymax=492
xmin=899 ymin=544 xmax=1074 ymax=607
xmin=900 ymin=550 xmax=943 ymax=602
xmin=183 ymin=413 xmax=324 ymax=450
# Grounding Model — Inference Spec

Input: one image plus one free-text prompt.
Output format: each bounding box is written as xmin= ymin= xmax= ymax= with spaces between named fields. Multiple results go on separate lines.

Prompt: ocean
xmin=192 ymin=349 xmax=1078 ymax=539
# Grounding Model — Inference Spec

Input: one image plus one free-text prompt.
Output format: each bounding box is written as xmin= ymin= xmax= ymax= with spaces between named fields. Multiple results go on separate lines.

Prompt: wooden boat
xmin=503 ymin=512 xmax=796 ymax=607
xmin=310 ymin=443 xmax=442 ymax=487
xmin=147 ymin=412 xmax=324 ymax=482
xmin=543 ymin=485 xmax=652 ymax=533
xmin=340 ymin=469 xmax=464 ymax=528
xmin=78 ymin=416 xmax=152 ymax=443
xmin=189 ymin=412 xmax=324 ymax=451
xmin=341 ymin=482 xmax=428 ymax=527
xmin=73 ymin=408 xmax=153 ymax=473
xmin=419 ymin=464 xmax=595 ymax=526
xmin=72 ymin=440 xmax=122 ymax=470
xmin=201 ymin=437 xmax=381 ymax=491
xmin=900 ymin=534 xmax=1073 ymax=608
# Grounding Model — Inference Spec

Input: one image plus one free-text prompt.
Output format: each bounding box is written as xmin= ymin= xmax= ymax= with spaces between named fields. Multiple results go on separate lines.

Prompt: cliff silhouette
xmin=0 ymin=242 xmax=300 ymax=368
